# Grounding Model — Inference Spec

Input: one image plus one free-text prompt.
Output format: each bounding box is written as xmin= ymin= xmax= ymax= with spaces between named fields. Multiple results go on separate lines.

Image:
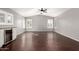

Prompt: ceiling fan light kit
xmin=39 ymin=8 xmax=47 ymax=14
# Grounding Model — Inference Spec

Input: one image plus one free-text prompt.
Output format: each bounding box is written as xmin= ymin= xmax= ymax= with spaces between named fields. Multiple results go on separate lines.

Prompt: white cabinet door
xmin=0 ymin=30 xmax=4 ymax=47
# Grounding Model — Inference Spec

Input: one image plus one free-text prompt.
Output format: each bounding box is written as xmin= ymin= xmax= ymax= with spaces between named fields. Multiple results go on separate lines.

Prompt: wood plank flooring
xmin=2 ymin=32 xmax=79 ymax=51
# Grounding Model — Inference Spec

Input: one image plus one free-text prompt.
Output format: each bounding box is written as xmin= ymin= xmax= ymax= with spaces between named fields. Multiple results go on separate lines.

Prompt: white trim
xmin=55 ymin=31 xmax=79 ymax=42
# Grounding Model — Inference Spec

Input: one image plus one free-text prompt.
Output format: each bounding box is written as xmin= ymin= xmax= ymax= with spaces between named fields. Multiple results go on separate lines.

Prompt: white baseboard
xmin=55 ymin=31 xmax=79 ymax=42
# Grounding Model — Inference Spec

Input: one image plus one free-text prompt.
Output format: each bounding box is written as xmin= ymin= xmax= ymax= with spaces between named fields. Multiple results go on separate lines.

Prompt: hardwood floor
xmin=2 ymin=31 xmax=79 ymax=51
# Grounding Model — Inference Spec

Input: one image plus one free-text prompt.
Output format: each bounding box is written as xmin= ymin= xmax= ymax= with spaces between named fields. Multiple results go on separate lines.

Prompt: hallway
xmin=3 ymin=32 xmax=79 ymax=51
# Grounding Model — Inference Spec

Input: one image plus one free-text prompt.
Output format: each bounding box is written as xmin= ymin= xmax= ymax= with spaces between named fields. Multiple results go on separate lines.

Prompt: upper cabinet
xmin=0 ymin=10 xmax=14 ymax=25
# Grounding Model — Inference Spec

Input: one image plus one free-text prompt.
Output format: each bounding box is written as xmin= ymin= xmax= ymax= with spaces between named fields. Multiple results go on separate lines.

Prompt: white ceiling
xmin=11 ymin=8 xmax=70 ymax=17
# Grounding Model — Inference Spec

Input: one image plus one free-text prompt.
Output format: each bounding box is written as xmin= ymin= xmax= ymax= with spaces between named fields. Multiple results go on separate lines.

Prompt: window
xmin=26 ymin=19 xmax=32 ymax=28
xmin=47 ymin=19 xmax=53 ymax=28
xmin=0 ymin=13 xmax=5 ymax=23
xmin=7 ymin=15 xmax=13 ymax=25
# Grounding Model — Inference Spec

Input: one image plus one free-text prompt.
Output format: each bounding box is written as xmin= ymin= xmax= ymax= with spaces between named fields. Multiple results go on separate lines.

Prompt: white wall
xmin=26 ymin=15 xmax=54 ymax=31
xmin=0 ymin=8 xmax=25 ymax=47
xmin=55 ymin=8 xmax=79 ymax=41
xmin=15 ymin=15 xmax=25 ymax=35
xmin=0 ymin=8 xmax=25 ymax=35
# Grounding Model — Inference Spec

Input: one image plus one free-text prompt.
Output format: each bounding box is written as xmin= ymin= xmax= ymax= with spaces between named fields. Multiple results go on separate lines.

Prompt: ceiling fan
xmin=39 ymin=8 xmax=47 ymax=14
